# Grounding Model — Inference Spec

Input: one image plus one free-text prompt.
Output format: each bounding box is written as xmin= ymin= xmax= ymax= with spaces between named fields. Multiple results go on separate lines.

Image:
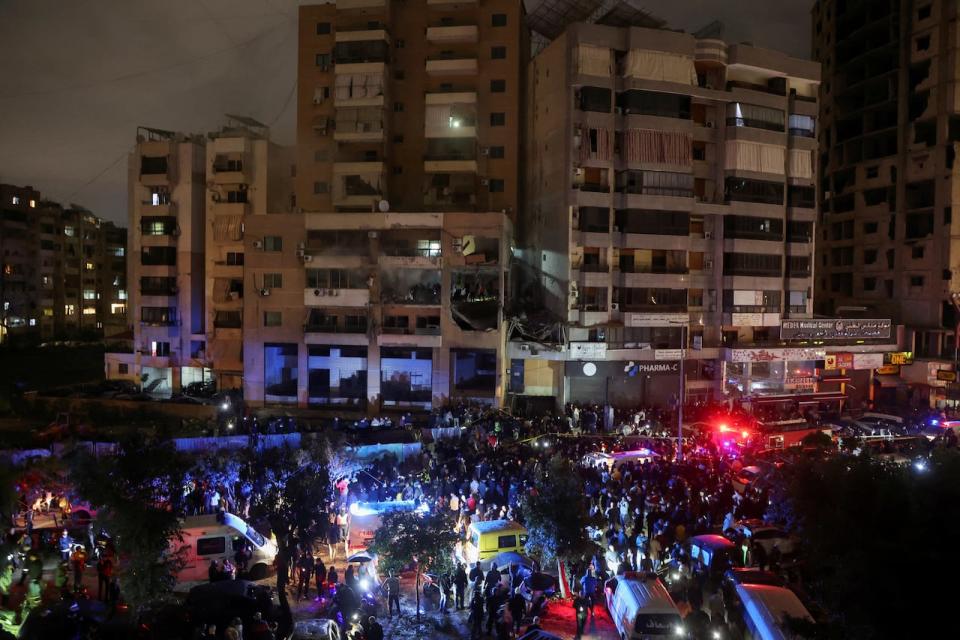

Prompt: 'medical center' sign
xmin=780 ymin=319 xmax=892 ymax=341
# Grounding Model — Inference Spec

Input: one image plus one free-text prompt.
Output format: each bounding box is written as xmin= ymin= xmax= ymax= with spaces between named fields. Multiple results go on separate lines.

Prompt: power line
xmin=0 ymin=19 xmax=290 ymax=101
xmin=62 ymin=148 xmax=131 ymax=203
xmin=269 ymin=77 xmax=297 ymax=127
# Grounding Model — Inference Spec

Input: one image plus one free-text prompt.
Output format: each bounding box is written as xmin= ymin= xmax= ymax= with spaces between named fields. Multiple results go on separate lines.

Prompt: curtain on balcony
xmin=623 ymin=49 xmax=696 ymax=85
xmin=576 ymin=126 xmax=612 ymax=162
xmin=212 ymin=215 xmax=243 ymax=242
xmin=334 ymin=73 xmax=383 ymax=100
xmin=209 ymin=338 xmax=242 ymax=370
xmin=623 ymin=129 xmax=692 ymax=166
xmin=425 ymin=104 xmax=452 ymax=131
xmin=724 ymin=140 xmax=786 ymax=175
xmin=575 ymin=44 xmax=613 ymax=77
xmin=787 ymin=149 xmax=814 ymax=179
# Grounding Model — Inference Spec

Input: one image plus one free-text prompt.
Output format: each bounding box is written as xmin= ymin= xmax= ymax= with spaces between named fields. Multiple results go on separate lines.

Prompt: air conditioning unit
xmin=611 ymin=302 xmax=619 ymax=311
xmin=704 ymin=258 xmax=714 ymax=271
xmin=259 ymin=288 xmax=271 ymax=297
xmin=314 ymin=289 xmax=325 ymax=297
xmin=480 ymin=147 xmax=490 ymax=157
xmin=480 ymin=178 xmax=490 ymax=186
xmin=253 ymin=240 xmax=264 ymax=249
xmin=704 ymin=231 xmax=714 ymax=239
xmin=302 ymin=254 xmax=313 ymax=263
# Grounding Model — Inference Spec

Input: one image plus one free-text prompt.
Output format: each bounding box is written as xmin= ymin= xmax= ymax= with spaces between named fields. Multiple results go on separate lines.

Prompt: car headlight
xmin=674 ymin=624 xmax=686 ymax=636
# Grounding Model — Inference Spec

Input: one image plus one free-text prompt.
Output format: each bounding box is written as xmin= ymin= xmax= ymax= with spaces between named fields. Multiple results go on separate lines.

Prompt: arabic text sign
xmin=780 ymin=319 xmax=892 ymax=340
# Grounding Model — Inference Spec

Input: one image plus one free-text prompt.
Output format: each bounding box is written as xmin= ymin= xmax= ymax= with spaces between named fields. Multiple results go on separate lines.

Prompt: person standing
xmin=573 ymin=589 xmax=591 ymax=640
xmin=70 ymin=544 xmax=87 ymax=592
xmin=508 ymin=587 xmax=526 ymax=634
xmin=326 ymin=511 xmax=339 ymax=561
xmin=468 ymin=590 xmax=485 ymax=639
xmin=314 ymin=555 xmax=326 ymax=600
xmin=58 ymin=529 xmax=73 ymax=563
xmin=468 ymin=561 xmax=483 ymax=601
xmin=382 ymin=569 xmax=401 ymax=618
xmin=96 ymin=554 xmax=113 ymax=601
xmin=297 ymin=552 xmax=314 ymax=600
xmin=366 ymin=616 xmax=384 ymax=640
xmin=453 ymin=562 xmax=468 ymax=610
xmin=337 ymin=506 xmax=351 ymax=558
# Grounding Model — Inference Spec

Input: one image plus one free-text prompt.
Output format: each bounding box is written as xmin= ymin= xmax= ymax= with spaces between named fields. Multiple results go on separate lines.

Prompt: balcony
xmin=335 ymin=28 xmax=389 ymax=44
xmin=139 ymin=158 xmax=170 ymax=186
xmin=425 ymin=55 xmax=478 ymax=76
xmin=303 ymin=288 xmax=370 ymax=307
xmin=426 ymin=25 xmax=479 ymax=44
xmin=211 ymin=162 xmax=248 ymax=185
xmin=428 ymin=0 xmax=476 ymax=4
xmin=335 ymin=0 xmax=386 ymax=8
xmin=426 ymin=159 xmax=478 ymax=173
xmin=333 ymin=162 xmax=386 ymax=207
xmin=425 ymin=91 xmax=477 ymax=105
xmin=140 ymin=200 xmax=176 ymax=216
xmin=333 ymin=119 xmax=385 ymax=143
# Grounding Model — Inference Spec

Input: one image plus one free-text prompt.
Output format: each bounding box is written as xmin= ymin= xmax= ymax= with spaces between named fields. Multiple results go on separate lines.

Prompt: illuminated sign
xmin=780 ymin=318 xmax=892 ymax=340
xmin=884 ymin=352 xmax=914 ymax=365
xmin=875 ymin=365 xmax=900 ymax=375
xmin=937 ymin=370 xmax=957 ymax=382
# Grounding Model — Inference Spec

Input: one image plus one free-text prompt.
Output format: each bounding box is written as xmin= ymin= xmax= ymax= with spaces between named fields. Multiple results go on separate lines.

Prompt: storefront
xmin=564 ymin=359 xmax=681 ymax=407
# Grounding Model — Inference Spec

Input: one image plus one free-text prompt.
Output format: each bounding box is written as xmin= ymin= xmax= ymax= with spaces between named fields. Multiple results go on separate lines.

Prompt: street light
xmin=666 ymin=320 xmax=689 ymax=462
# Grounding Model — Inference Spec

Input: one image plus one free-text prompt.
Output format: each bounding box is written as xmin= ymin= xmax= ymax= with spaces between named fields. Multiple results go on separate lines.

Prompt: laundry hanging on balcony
xmin=622 ymin=129 xmax=692 ymax=166
xmin=211 ymin=215 xmax=243 ymax=242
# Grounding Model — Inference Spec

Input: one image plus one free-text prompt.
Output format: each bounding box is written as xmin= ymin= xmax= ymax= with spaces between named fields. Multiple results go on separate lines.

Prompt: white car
xmin=731 ymin=465 xmax=762 ymax=494
xmin=733 ymin=520 xmax=799 ymax=556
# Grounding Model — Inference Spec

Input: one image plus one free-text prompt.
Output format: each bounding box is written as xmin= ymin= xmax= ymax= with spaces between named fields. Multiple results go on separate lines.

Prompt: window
xmin=150 ymin=341 xmax=170 ymax=357
xmin=313 ymin=181 xmax=329 ymax=194
xmin=912 ymin=246 xmax=925 ymax=259
xmin=916 ymin=35 xmax=930 ymax=51
xmin=226 ymin=252 xmax=244 ymax=266
xmin=83 ymin=289 xmax=97 ymax=301
xmin=492 ymin=13 xmax=507 ymax=27
xmin=490 ymin=112 xmax=505 ymax=126
xmin=489 ymin=146 xmax=505 ymax=159
xmin=393 ymin=166 xmax=403 ymax=175
xmin=315 ymin=53 xmax=330 ymax=68
xmin=118 ymin=363 xmax=129 ymax=375
xmin=11 ymin=196 xmax=20 ymax=205
xmin=394 ymin=38 xmax=405 ymax=48
xmin=393 ymin=102 xmax=404 ymax=112
xmin=316 ymin=22 xmax=331 ymax=35
xmin=863 ymin=249 xmax=878 ymax=264
xmin=910 ymin=275 xmax=925 ymax=287
xmin=393 ymin=134 xmax=404 ymax=144
xmin=488 ymin=179 xmax=505 ymax=192
xmin=394 ymin=69 xmax=405 ymax=80
xmin=863 ymin=221 xmax=878 ymax=234
xmin=264 ymin=311 xmax=282 ymax=327
xmin=490 ymin=79 xmax=506 ymax=93
xmin=863 ymin=277 xmax=877 ymax=291
xmin=263 ymin=236 xmax=282 ymax=251
xmin=197 ymin=537 xmax=226 ymax=556
xmin=918 ymin=5 xmax=931 ymax=20
xmin=866 ymin=166 xmax=879 ymax=178
xmin=263 ymin=273 xmax=283 ymax=289
xmin=491 ymin=46 xmax=506 ymax=59
xmin=497 ymin=534 xmax=517 ymax=548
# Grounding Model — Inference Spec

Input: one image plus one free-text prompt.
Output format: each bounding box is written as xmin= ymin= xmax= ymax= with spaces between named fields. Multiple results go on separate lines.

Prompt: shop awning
xmin=874 ymin=375 xmax=905 ymax=388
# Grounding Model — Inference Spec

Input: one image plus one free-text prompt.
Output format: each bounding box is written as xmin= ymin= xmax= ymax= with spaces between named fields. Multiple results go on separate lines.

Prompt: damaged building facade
xmin=513 ymin=18 xmax=832 ymax=407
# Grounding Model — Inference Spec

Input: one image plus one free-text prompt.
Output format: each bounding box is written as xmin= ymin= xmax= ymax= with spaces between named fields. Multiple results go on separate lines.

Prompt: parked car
xmin=729 ymin=520 xmax=799 ymax=556
xmin=731 ymin=465 xmax=762 ymax=494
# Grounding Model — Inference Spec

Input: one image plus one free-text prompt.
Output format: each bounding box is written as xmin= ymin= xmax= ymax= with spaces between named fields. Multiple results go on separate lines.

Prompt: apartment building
xmin=813 ymin=0 xmax=960 ymax=405
xmin=110 ymin=128 xmax=207 ymax=392
xmin=1 ymin=183 xmax=126 ymax=343
xmin=517 ymin=23 xmax=824 ymax=406
xmin=270 ymin=0 xmax=525 ymax=410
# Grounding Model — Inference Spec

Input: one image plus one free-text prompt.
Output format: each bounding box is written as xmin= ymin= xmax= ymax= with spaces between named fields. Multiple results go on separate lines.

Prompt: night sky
xmin=0 ymin=0 xmax=810 ymax=226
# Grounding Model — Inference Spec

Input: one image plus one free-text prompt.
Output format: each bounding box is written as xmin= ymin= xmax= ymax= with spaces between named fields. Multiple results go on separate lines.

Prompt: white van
xmin=175 ymin=512 xmax=277 ymax=585
xmin=604 ymin=572 xmax=685 ymax=639
xmin=730 ymin=583 xmax=814 ymax=640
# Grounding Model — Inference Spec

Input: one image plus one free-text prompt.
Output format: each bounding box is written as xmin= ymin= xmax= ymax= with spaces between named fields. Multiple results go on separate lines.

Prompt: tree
xmin=69 ymin=432 xmax=189 ymax=611
xmin=241 ymin=444 xmax=331 ymax=579
xmin=764 ymin=450 xmax=960 ymax=639
xmin=369 ymin=510 xmax=458 ymax=619
xmin=520 ymin=455 xmax=600 ymax=567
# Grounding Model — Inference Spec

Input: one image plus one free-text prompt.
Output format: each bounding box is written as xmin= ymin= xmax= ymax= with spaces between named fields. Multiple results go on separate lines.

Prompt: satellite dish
xmin=378 ymin=199 xmax=390 ymax=212
xmin=583 ymin=362 xmax=597 ymax=377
